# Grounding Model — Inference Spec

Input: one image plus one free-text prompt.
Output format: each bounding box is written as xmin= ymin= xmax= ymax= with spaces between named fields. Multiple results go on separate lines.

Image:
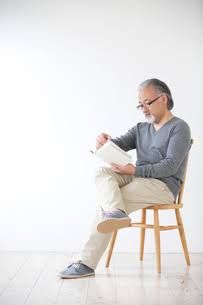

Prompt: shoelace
xmin=102 ymin=210 xmax=112 ymax=218
xmin=102 ymin=210 xmax=125 ymax=218
xmin=104 ymin=211 xmax=114 ymax=217
xmin=68 ymin=260 xmax=82 ymax=270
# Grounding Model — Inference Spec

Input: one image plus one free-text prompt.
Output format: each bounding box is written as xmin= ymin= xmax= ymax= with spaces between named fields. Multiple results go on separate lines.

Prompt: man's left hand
xmin=111 ymin=163 xmax=136 ymax=175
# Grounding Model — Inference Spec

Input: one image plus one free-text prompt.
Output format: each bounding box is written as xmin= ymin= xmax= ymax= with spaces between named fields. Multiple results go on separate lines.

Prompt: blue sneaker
xmin=58 ymin=261 xmax=95 ymax=279
xmin=97 ymin=209 xmax=131 ymax=233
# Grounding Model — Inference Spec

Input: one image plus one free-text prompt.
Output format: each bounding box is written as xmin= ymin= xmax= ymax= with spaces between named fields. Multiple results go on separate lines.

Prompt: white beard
xmin=145 ymin=114 xmax=155 ymax=124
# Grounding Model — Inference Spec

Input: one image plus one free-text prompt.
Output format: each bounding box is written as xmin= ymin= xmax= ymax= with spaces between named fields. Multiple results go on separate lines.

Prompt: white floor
xmin=0 ymin=252 xmax=202 ymax=305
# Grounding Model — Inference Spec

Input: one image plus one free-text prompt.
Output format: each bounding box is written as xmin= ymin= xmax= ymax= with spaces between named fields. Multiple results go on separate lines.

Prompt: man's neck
xmin=153 ymin=112 xmax=174 ymax=131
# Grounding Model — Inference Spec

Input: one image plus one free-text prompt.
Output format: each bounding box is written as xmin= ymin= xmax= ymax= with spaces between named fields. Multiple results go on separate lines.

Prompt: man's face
xmin=138 ymin=85 xmax=166 ymax=124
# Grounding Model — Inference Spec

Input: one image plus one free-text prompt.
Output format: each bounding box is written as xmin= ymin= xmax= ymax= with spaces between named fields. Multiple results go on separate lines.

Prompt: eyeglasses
xmin=136 ymin=95 xmax=162 ymax=110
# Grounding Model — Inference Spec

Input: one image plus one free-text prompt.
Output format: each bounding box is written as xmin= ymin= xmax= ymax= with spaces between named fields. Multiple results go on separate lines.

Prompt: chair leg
xmin=105 ymin=230 xmax=118 ymax=268
xmin=154 ymin=209 xmax=161 ymax=273
xmin=140 ymin=209 xmax=146 ymax=261
xmin=175 ymin=209 xmax=191 ymax=265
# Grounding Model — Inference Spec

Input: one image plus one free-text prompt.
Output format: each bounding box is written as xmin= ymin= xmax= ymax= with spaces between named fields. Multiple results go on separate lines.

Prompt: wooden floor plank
xmin=0 ymin=253 xmax=49 ymax=305
xmin=185 ymin=254 xmax=203 ymax=294
xmin=163 ymin=272 xmax=203 ymax=305
xmin=0 ymin=252 xmax=30 ymax=296
xmin=85 ymin=260 xmax=116 ymax=305
xmin=161 ymin=254 xmax=203 ymax=305
xmin=56 ymin=277 xmax=89 ymax=305
xmin=0 ymin=252 xmax=202 ymax=305
xmin=24 ymin=252 xmax=72 ymax=305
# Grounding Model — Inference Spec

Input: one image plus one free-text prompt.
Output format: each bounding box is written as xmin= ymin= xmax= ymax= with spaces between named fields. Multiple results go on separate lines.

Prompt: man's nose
xmin=143 ymin=107 xmax=150 ymax=114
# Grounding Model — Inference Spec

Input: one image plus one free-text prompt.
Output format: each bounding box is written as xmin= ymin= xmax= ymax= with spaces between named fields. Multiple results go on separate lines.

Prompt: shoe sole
xmin=97 ymin=217 xmax=131 ymax=233
xmin=58 ymin=273 xmax=95 ymax=279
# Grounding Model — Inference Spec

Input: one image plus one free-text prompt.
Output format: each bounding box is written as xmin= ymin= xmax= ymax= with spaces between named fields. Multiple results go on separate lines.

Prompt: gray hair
xmin=138 ymin=78 xmax=174 ymax=110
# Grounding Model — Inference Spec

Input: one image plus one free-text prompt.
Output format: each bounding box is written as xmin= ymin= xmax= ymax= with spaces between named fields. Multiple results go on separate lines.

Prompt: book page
xmin=92 ymin=141 xmax=132 ymax=166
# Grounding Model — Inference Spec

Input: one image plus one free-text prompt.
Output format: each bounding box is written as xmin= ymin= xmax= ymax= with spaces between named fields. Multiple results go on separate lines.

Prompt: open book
xmin=90 ymin=140 xmax=132 ymax=166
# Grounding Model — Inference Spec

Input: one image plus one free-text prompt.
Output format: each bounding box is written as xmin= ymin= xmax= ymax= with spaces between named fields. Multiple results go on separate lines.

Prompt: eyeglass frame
xmin=136 ymin=94 xmax=162 ymax=110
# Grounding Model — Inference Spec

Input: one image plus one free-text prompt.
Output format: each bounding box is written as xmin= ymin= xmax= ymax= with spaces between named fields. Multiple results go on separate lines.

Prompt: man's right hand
xmin=96 ymin=133 xmax=112 ymax=150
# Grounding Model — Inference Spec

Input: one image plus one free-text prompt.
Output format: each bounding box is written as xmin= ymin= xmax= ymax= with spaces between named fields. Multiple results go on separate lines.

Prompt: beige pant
xmin=78 ymin=166 xmax=174 ymax=270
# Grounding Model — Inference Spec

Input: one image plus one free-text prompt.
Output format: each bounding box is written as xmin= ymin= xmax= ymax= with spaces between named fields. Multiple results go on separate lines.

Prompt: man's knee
xmin=94 ymin=166 xmax=114 ymax=179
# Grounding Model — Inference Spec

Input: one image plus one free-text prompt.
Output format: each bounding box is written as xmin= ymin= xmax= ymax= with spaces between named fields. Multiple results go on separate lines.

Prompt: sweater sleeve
xmin=111 ymin=125 xmax=137 ymax=151
xmin=135 ymin=122 xmax=191 ymax=178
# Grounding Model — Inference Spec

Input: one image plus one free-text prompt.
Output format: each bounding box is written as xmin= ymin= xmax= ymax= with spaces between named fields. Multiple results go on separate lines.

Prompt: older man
xmin=59 ymin=78 xmax=191 ymax=279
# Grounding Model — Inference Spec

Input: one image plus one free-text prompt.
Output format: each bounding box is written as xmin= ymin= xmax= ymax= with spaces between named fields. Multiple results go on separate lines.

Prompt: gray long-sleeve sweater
xmin=111 ymin=116 xmax=191 ymax=199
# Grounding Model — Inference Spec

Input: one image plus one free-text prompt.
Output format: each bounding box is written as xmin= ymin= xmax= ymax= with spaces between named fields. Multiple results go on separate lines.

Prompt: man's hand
xmin=111 ymin=163 xmax=136 ymax=175
xmin=96 ymin=133 xmax=112 ymax=150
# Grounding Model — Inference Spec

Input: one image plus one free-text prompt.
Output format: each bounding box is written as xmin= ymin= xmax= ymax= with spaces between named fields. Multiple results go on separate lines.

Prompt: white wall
xmin=0 ymin=0 xmax=202 ymax=253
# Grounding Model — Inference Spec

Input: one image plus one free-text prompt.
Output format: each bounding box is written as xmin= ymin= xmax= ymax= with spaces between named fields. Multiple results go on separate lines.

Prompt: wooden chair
xmin=105 ymin=140 xmax=193 ymax=273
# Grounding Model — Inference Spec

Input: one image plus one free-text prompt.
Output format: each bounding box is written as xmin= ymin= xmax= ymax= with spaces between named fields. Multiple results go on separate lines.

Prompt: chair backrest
xmin=176 ymin=139 xmax=193 ymax=204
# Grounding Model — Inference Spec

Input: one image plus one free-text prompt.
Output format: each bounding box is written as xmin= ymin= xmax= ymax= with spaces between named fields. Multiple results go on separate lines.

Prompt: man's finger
xmin=111 ymin=162 xmax=119 ymax=167
xmin=111 ymin=166 xmax=122 ymax=173
xmin=112 ymin=169 xmax=121 ymax=173
xmin=99 ymin=137 xmax=107 ymax=144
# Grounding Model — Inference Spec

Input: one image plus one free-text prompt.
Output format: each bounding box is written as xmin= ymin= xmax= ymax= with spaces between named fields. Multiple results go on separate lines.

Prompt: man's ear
xmin=162 ymin=94 xmax=168 ymax=106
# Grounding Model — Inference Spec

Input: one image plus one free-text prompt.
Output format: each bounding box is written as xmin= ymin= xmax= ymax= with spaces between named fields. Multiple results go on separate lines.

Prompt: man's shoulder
xmin=171 ymin=116 xmax=190 ymax=130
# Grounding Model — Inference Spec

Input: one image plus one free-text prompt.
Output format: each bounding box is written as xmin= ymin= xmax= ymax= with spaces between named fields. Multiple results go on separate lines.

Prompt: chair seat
xmin=146 ymin=203 xmax=183 ymax=210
